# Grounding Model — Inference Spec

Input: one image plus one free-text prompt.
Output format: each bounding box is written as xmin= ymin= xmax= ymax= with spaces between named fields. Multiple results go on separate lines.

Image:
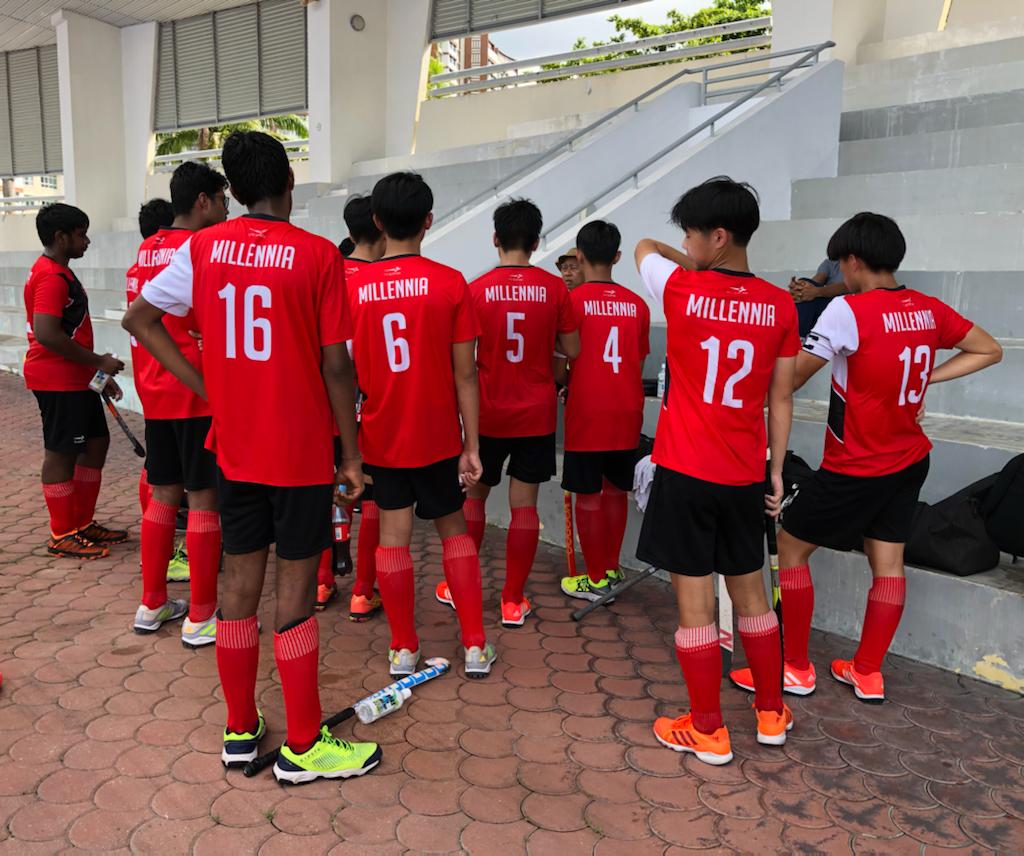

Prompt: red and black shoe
xmin=47 ymin=532 xmax=109 ymax=560
xmin=77 ymin=521 xmax=129 ymax=545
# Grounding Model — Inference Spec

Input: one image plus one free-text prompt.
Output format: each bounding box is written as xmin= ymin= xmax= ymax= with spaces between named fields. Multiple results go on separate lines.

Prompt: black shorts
xmin=216 ymin=470 xmax=332 ymax=560
xmin=33 ymin=390 xmax=109 ymax=454
xmin=782 ymin=455 xmax=930 ymax=549
xmin=145 ymin=416 xmax=217 ymax=491
xmin=480 ymin=433 xmax=556 ymax=487
xmin=363 ymin=456 xmax=464 ymax=520
xmin=636 ymin=465 xmax=764 ymax=576
xmin=561 ymin=448 xmax=636 ymax=495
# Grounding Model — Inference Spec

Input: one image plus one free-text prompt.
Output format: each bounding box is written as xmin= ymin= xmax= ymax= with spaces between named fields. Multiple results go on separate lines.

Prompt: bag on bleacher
xmin=980 ymin=453 xmax=1024 ymax=559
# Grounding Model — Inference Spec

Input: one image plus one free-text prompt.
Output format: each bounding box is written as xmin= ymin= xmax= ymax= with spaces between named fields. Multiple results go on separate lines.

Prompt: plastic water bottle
xmin=657 ymin=361 xmax=666 ymax=400
xmin=332 ymin=499 xmax=352 ymax=577
xmin=89 ymin=352 xmax=118 ymax=393
xmin=354 ymin=686 xmax=411 ymax=724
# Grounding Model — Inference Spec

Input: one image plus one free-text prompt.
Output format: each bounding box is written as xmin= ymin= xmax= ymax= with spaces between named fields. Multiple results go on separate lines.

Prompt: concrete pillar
xmin=383 ymin=0 xmax=432 ymax=157
xmin=120 ymin=22 xmax=158 ymax=220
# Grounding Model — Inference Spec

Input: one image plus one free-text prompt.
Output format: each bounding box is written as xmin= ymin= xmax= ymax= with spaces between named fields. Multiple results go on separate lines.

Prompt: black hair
xmin=221 ymin=131 xmax=290 ymax=207
xmin=827 ymin=212 xmax=906 ymax=272
xmin=343 ymin=195 xmax=381 ymax=245
xmin=170 ymin=161 xmax=228 ymax=216
xmin=36 ymin=203 xmax=89 ymax=246
xmin=339 ymin=237 xmax=356 ymax=257
xmin=493 ymin=198 xmax=542 ymax=252
xmin=575 ymin=220 xmax=621 ymax=266
xmin=371 ymin=172 xmax=433 ymax=240
xmin=670 ymin=176 xmax=760 ymax=247
xmin=137 ymin=198 xmax=174 ymax=239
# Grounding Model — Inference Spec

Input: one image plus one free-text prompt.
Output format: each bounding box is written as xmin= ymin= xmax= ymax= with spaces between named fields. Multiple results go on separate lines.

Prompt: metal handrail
xmin=153 ymin=139 xmax=309 ymax=172
xmin=540 ymin=41 xmax=834 ymax=244
xmin=0 ymin=194 xmax=64 ymax=213
xmin=433 ymin=43 xmax=830 ymax=228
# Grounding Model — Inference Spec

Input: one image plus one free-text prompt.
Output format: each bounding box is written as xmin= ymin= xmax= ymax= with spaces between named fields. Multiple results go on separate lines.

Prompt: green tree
xmin=426 ymin=54 xmax=447 ymax=97
xmin=155 ymin=114 xmax=309 ymax=156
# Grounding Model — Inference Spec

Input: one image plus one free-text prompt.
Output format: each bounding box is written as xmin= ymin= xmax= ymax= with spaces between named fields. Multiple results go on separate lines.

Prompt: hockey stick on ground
xmin=242 ymin=658 xmax=450 ymax=777
xmin=101 ymin=392 xmax=145 ymax=458
xmin=571 ymin=565 xmax=658 ymax=621
xmin=563 ymin=491 xmax=577 ymax=576
xmin=718 ymin=572 xmax=735 ymax=677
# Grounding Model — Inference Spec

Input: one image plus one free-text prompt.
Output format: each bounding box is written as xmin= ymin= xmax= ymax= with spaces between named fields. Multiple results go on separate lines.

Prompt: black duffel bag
xmin=980 ymin=453 xmax=1024 ymax=559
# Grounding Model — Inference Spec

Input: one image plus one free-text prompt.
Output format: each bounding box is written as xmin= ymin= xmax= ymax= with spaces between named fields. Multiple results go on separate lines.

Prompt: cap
xmin=556 ymin=248 xmax=578 ymax=269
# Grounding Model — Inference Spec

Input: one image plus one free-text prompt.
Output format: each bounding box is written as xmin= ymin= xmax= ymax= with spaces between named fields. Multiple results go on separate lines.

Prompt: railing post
xmin=701 ymin=68 xmax=708 ymax=104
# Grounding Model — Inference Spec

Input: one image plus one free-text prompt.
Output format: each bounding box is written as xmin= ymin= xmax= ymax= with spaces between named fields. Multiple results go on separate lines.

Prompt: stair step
xmin=846 ymin=34 xmax=1024 ymax=88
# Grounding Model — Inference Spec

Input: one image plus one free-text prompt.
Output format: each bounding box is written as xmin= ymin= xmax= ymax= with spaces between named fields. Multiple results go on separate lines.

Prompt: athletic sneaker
xmin=273 ymin=726 xmax=382 ymax=785
xmin=78 ymin=521 xmax=129 ymax=545
xmin=47 ymin=532 xmax=108 ymax=560
xmin=606 ymin=569 xmax=624 ymax=584
xmin=315 ymin=583 xmax=338 ymax=611
xmin=349 ymin=593 xmax=382 ymax=622
xmin=465 ymin=643 xmax=497 ymax=679
xmin=435 ymin=580 xmax=454 ymax=609
xmin=653 ymin=714 xmax=733 ymax=766
xmin=560 ymin=573 xmax=614 ymax=602
xmin=181 ymin=615 xmax=217 ymax=648
xmin=388 ymin=648 xmax=419 ymax=676
xmin=730 ymin=662 xmax=817 ymax=696
xmin=501 ymin=598 xmax=532 ymax=628
xmin=133 ymin=599 xmax=188 ymax=633
xmin=831 ymin=658 xmax=885 ymax=702
xmin=755 ymin=703 xmax=794 ymax=746
xmin=222 ymin=710 xmax=266 ymax=767
xmin=166 ymin=546 xmax=190 ymax=582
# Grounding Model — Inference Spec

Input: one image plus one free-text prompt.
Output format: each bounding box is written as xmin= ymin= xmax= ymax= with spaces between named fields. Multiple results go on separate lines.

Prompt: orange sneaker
xmin=435 ymin=580 xmax=454 ymax=609
xmin=730 ymin=661 xmax=816 ymax=696
xmin=755 ymin=703 xmax=794 ymax=746
xmin=653 ymin=714 xmax=733 ymax=766
xmin=500 ymin=597 xmax=532 ymax=628
xmin=77 ymin=521 xmax=129 ymax=545
xmin=349 ymin=592 xmax=382 ymax=622
xmin=47 ymin=532 xmax=108 ymax=560
xmin=831 ymin=659 xmax=885 ymax=702
xmin=315 ymin=583 xmax=338 ymax=611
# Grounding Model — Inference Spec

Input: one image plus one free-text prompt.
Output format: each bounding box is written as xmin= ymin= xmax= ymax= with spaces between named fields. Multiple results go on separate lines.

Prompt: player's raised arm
xmin=928 ymin=324 xmax=1003 ymax=384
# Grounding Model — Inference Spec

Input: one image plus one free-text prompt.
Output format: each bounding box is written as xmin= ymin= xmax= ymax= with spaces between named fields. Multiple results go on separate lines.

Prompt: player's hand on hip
xmin=764 ymin=472 xmax=784 ymax=519
xmin=458 ymin=450 xmax=483 ymax=490
xmin=188 ymin=330 xmax=203 ymax=351
xmin=336 ymin=459 xmax=364 ymax=504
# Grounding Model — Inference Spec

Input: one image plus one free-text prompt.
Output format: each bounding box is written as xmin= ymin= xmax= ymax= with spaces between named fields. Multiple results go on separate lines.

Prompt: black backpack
xmin=980 ymin=454 xmax=1024 ymax=559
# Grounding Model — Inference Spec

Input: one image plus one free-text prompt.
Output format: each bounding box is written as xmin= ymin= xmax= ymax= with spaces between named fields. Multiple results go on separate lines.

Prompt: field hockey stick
xmin=571 ymin=565 xmax=658 ymax=621
xmin=242 ymin=658 xmax=450 ymax=777
xmin=718 ymin=572 xmax=735 ymax=677
xmin=101 ymin=391 xmax=145 ymax=458
xmin=765 ymin=451 xmax=783 ymax=688
xmin=563 ymin=491 xmax=578 ymax=575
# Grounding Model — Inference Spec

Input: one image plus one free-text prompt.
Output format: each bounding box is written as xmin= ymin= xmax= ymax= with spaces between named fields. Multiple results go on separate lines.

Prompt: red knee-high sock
xmin=600 ymin=480 xmax=628 ymax=572
xmin=675 ymin=625 xmax=723 ymax=734
xmin=186 ymin=510 xmax=220 ymax=622
xmin=854 ymin=576 xmax=906 ymax=675
xmin=574 ymin=493 xmax=606 ymax=583
xmin=503 ymin=506 xmax=539 ymax=604
xmin=42 ymin=481 xmax=77 ymax=538
xmin=376 ymin=546 xmax=418 ymax=652
xmin=138 ymin=471 xmax=151 ymax=516
xmin=275 ymin=616 xmax=322 ymax=754
xmin=463 ymin=497 xmax=485 ymax=552
xmin=316 ymin=548 xmax=333 ymax=588
xmin=216 ymin=615 xmax=260 ymax=735
xmin=738 ymin=612 xmax=784 ymax=714
xmin=73 ymin=465 xmax=102 ymax=530
xmin=443 ymin=534 xmax=485 ymax=649
xmin=353 ymin=501 xmax=379 ymax=598
xmin=140 ymin=500 xmax=176 ymax=609
xmin=780 ymin=565 xmax=814 ymax=670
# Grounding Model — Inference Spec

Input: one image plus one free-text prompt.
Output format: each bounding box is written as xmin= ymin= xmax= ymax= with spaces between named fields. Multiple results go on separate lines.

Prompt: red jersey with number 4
xmin=472 ymin=266 xmax=576 ymax=438
xmin=804 ymin=288 xmax=972 ymax=477
xmin=141 ymin=215 xmax=351 ymax=487
xmin=657 ymin=269 xmax=800 ymax=486
xmin=347 ymin=254 xmax=479 ymax=469
xmin=23 ymin=255 xmax=95 ymax=391
xmin=565 ymin=281 xmax=650 ymax=452
xmin=127 ymin=228 xmax=209 ymax=420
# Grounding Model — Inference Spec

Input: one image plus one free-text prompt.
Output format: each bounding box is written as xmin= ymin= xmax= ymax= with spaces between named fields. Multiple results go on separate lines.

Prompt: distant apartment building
xmin=433 ymin=33 xmax=514 ymax=80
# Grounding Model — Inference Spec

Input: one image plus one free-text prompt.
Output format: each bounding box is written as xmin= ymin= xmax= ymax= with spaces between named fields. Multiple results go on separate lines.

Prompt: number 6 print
xmin=383 ymin=312 xmax=411 ymax=372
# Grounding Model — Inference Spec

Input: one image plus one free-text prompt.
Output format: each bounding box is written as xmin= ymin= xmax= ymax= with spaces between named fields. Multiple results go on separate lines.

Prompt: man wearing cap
xmin=557 ymin=249 xmax=585 ymax=291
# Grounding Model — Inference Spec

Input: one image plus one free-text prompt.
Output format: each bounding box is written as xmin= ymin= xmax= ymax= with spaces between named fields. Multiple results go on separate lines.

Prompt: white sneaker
xmin=464 ymin=643 xmax=497 ymax=679
xmin=181 ymin=614 xmax=217 ymax=648
xmin=388 ymin=648 xmax=420 ymax=676
xmin=133 ymin=599 xmax=188 ymax=634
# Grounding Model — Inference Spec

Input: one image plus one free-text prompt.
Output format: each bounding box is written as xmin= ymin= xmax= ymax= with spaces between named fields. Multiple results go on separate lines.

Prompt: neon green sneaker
xmin=273 ymin=726 xmax=382 ymax=784
xmin=166 ymin=545 xmax=190 ymax=583
xmin=606 ymin=569 xmax=625 ymax=584
xmin=221 ymin=710 xmax=266 ymax=768
xmin=560 ymin=572 xmax=615 ymax=602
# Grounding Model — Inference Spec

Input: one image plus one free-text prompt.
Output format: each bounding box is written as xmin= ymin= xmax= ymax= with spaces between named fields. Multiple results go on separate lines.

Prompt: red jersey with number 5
xmin=564 ymin=281 xmax=650 ymax=452
xmin=347 ymin=254 xmax=479 ymax=469
xmin=472 ymin=265 xmax=576 ymax=438
xmin=804 ymin=288 xmax=972 ymax=477
xmin=141 ymin=215 xmax=351 ymax=487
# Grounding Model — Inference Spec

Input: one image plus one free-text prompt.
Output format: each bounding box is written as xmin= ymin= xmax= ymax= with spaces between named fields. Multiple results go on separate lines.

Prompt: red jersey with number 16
xmin=564 ymin=281 xmax=650 ymax=452
xmin=347 ymin=254 xmax=479 ymax=469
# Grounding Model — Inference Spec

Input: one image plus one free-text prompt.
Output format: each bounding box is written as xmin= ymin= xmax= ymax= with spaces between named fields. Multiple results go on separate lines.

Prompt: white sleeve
xmin=141 ymin=238 xmax=194 ymax=317
xmin=639 ymin=254 xmax=679 ymax=307
xmin=803 ymin=296 xmax=858 ymax=360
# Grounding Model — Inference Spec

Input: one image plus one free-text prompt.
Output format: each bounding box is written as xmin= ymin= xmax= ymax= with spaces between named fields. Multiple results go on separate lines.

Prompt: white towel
xmin=633 ymin=455 xmax=656 ymax=512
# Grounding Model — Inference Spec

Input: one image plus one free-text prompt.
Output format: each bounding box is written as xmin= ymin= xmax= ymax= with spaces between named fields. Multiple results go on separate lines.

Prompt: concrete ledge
xmin=856 ymin=16 xmax=1024 ymax=65
xmin=839 ymin=122 xmax=1024 ymax=174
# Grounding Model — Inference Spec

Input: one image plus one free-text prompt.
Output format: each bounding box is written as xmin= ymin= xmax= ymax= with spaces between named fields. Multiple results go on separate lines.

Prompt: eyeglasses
xmin=559 ymin=262 xmax=580 ymax=273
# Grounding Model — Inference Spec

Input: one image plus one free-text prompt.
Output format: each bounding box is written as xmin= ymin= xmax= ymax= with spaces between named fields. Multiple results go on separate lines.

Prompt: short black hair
xmin=827 ymin=212 xmax=907 ymax=272
xmin=221 ymin=131 xmax=290 ymax=207
xmin=36 ymin=203 xmax=89 ymax=246
xmin=670 ymin=176 xmax=760 ymax=247
xmin=343 ymin=196 xmax=381 ymax=245
xmin=138 ymin=198 xmax=174 ymax=238
xmin=339 ymin=237 xmax=356 ymax=257
xmin=170 ymin=161 xmax=228 ymax=216
xmin=575 ymin=220 xmax=621 ymax=265
xmin=371 ymin=172 xmax=433 ymax=240
xmin=493 ymin=198 xmax=542 ymax=252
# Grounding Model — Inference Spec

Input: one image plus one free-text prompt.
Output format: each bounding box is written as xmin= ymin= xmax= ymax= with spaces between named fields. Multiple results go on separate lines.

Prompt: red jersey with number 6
xmin=141 ymin=215 xmax=351 ymax=487
xmin=347 ymin=254 xmax=479 ymax=469
xmin=564 ymin=281 xmax=650 ymax=452
xmin=804 ymin=288 xmax=972 ymax=477
xmin=472 ymin=265 xmax=576 ymax=438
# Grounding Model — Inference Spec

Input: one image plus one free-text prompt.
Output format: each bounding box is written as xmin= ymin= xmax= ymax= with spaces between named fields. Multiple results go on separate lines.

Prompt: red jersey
xmin=23 ymin=255 xmax=95 ymax=392
xmin=347 ymin=254 xmax=479 ymax=468
xmin=804 ymin=288 xmax=972 ymax=477
xmin=127 ymin=228 xmax=209 ymax=420
xmin=142 ymin=215 xmax=351 ymax=487
xmin=564 ymin=281 xmax=650 ymax=452
xmin=472 ymin=265 xmax=576 ymax=438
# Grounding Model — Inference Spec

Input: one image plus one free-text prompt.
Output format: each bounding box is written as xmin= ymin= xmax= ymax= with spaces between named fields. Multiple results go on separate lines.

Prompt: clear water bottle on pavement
xmin=354 ymin=686 xmax=411 ymax=724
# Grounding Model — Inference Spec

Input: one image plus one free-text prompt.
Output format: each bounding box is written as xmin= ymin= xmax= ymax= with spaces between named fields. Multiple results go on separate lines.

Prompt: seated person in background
xmin=790 ymin=258 xmax=848 ymax=338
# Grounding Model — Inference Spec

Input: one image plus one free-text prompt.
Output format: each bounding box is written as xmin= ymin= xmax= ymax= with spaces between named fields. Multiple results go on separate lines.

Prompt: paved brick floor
xmin=0 ymin=374 xmax=1022 ymax=854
